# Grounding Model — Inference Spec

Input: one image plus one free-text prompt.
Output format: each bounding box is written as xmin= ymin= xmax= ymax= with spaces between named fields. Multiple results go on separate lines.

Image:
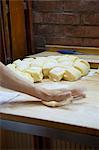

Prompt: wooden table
xmin=0 ymin=52 xmax=99 ymax=148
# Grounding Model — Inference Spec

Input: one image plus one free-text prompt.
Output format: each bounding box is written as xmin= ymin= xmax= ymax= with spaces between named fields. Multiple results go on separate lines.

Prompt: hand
xmin=34 ymin=86 xmax=85 ymax=102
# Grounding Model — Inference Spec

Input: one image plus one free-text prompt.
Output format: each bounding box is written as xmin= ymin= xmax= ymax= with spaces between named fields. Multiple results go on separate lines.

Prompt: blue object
xmin=57 ymin=49 xmax=81 ymax=55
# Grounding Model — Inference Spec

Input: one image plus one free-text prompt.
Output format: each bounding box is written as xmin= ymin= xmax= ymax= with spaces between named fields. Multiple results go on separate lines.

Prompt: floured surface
xmin=0 ymin=73 xmax=99 ymax=131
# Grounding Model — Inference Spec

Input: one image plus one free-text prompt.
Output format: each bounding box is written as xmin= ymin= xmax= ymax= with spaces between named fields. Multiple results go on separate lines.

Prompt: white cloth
xmin=0 ymin=91 xmax=19 ymax=104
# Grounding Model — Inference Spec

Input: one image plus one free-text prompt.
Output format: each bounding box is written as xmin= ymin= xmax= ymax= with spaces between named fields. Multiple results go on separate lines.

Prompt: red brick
xmin=82 ymin=13 xmax=99 ymax=25
xmin=34 ymin=25 xmax=65 ymax=37
xmin=63 ymin=26 xmax=99 ymax=38
xmin=46 ymin=36 xmax=82 ymax=46
xmin=33 ymin=1 xmax=64 ymax=12
xmin=83 ymin=38 xmax=99 ymax=47
xmin=34 ymin=12 xmax=43 ymax=23
xmin=34 ymin=25 xmax=99 ymax=38
xmin=34 ymin=12 xmax=80 ymax=25
xmin=64 ymin=0 xmax=99 ymax=12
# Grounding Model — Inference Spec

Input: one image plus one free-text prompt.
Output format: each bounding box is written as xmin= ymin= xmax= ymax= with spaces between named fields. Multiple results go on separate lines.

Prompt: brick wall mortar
xmin=33 ymin=0 xmax=99 ymax=50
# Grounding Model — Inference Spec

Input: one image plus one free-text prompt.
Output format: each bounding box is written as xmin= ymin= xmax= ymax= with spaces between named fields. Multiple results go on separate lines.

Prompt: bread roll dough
xmin=42 ymin=61 xmax=58 ymax=77
xmin=57 ymin=55 xmax=78 ymax=63
xmin=25 ymin=66 xmax=43 ymax=82
xmin=23 ymin=58 xmax=34 ymax=62
xmin=59 ymin=61 xmax=73 ymax=68
xmin=96 ymin=68 xmax=99 ymax=74
xmin=48 ymin=56 xmax=62 ymax=60
xmin=13 ymin=59 xmax=22 ymax=65
xmin=75 ymin=59 xmax=90 ymax=69
xmin=10 ymin=55 xmax=90 ymax=83
xmin=16 ymin=61 xmax=30 ymax=71
xmin=49 ymin=67 xmax=65 ymax=81
xmin=63 ymin=67 xmax=82 ymax=81
xmin=30 ymin=57 xmax=47 ymax=68
xmin=42 ymin=96 xmax=73 ymax=107
xmin=7 ymin=64 xmax=16 ymax=71
xmin=73 ymin=62 xmax=89 ymax=76
xmin=15 ymin=70 xmax=34 ymax=83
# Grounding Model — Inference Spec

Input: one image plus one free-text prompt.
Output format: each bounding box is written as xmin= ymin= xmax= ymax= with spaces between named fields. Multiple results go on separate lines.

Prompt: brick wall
xmin=33 ymin=0 xmax=99 ymax=52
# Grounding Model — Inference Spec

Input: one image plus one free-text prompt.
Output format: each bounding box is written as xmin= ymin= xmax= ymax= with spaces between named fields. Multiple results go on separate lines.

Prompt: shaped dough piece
xmin=15 ymin=61 xmax=30 ymax=71
xmin=15 ymin=70 xmax=34 ymax=83
xmin=47 ymin=56 xmax=61 ymax=60
xmin=96 ymin=68 xmax=99 ymax=73
xmin=49 ymin=67 xmax=66 ymax=81
xmin=7 ymin=64 xmax=16 ymax=71
xmin=45 ymin=58 xmax=58 ymax=63
xmin=75 ymin=59 xmax=90 ymax=69
xmin=59 ymin=61 xmax=73 ymax=68
xmin=42 ymin=61 xmax=58 ymax=77
xmin=57 ymin=55 xmax=78 ymax=63
xmin=96 ymin=68 xmax=99 ymax=74
xmin=42 ymin=96 xmax=73 ymax=107
xmin=73 ymin=62 xmax=90 ymax=76
xmin=63 ymin=67 xmax=82 ymax=81
xmin=30 ymin=57 xmax=47 ymax=67
xmin=23 ymin=58 xmax=34 ymax=62
xmin=13 ymin=59 xmax=22 ymax=65
xmin=25 ymin=66 xmax=43 ymax=82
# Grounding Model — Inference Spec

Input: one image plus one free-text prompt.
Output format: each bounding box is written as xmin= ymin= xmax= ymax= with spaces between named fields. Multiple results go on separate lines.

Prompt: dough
xmin=59 ymin=61 xmax=73 ymax=68
xmin=13 ymin=59 xmax=22 ymax=65
xmin=15 ymin=70 xmax=34 ymax=83
xmin=41 ymin=96 xmax=73 ymax=107
xmin=30 ymin=57 xmax=47 ymax=67
xmin=49 ymin=67 xmax=65 ymax=81
xmin=73 ymin=62 xmax=90 ymax=76
xmin=95 ymin=68 xmax=99 ymax=74
xmin=47 ymin=56 xmax=61 ymax=60
xmin=75 ymin=59 xmax=90 ymax=69
xmin=63 ymin=67 xmax=82 ymax=81
xmin=7 ymin=64 xmax=16 ymax=71
xmin=57 ymin=55 xmax=78 ymax=63
xmin=42 ymin=61 xmax=58 ymax=77
xmin=10 ymin=55 xmax=90 ymax=83
xmin=25 ymin=66 xmax=43 ymax=82
xmin=14 ymin=60 xmax=30 ymax=71
xmin=23 ymin=58 xmax=34 ymax=62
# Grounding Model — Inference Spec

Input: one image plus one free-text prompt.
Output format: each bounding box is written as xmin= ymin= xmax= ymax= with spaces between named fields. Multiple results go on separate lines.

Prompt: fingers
xmin=50 ymin=91 xmax=72 ymax=102
xmin=35 ymin=86 xmax=86 ymax=103
xmin=70 ymin=89 xmax=86 ymax=99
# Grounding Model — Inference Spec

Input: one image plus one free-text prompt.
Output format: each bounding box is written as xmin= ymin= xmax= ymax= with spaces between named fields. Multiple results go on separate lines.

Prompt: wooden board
xmin=1 ymin=73 xmax=99 ymax=136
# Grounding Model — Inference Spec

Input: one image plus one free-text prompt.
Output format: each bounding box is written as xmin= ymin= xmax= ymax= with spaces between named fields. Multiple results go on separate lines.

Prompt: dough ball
xmin=57 ymin=55 xmax=78 ymax=63
xmin=13 ymin=60 xmax=30 ymax=71
xmin=47 ymin=56 xmax=61 ymax=60
xmin=30 ymin=57 xmax=47 ymax=67
xmin=23 ymin=58 xmax=34 ymax=62
xmin=59 ymin=61 xmax=73 ymax=68
xmin=42 ymin=96 xmax=73 ymax=107
xmin=13 ymin=59 xmax=22 ymax=65
xmin=73 ymin=62 xmax=90 ymax=76
xmin=96 ymin=68 xmax=99 ymax=74
xmin=15 ymin=70 xmax=34 ymax=83
xmin=75 ymin=59 xmax=90 ymax=69
xmin=42 ymin=61 xmax=58 ymax=77
xmin=49 ymin=67 xmax=65 ymax=81
xmin=25 ymin=66 xmax=43 ymax=82
xmin=63 ymin=67 xmax=82 ymax=81
xmin=7 ymin=64 xmax=16 ymax=71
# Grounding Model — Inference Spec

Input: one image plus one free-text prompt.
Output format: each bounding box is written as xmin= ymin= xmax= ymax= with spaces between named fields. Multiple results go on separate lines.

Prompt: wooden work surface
xmin=1 ymin=74 xmax=99 ymax=137
xmin=1 ymin=52 xmax=99 ymax=137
